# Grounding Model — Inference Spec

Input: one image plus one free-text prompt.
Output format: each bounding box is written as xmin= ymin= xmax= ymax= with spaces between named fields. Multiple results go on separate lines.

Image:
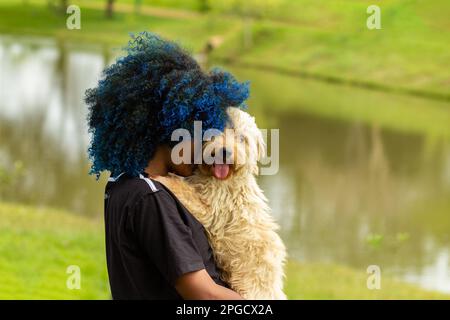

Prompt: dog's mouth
xmin=211 ymin=163 xmax=231 ymax=180
xmin=201 ymin=146 xmax=235 ymax=180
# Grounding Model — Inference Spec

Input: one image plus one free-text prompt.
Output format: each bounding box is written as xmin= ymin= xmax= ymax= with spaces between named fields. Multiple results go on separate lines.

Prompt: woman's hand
xmin=175 ymin=269 xmax=243 ymax=300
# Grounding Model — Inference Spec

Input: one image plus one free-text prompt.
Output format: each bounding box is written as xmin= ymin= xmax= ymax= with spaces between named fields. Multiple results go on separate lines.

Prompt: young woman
xmin=85 ymin=32 xmax=249 ymax=299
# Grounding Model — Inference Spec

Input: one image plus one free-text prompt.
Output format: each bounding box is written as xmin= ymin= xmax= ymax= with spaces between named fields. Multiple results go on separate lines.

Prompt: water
xmin=1 ymin=35 xmax=449 ymax=293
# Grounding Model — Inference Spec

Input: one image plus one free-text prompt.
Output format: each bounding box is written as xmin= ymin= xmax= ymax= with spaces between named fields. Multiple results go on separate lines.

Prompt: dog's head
xmin=198 ymin=107 xmax=265 ymax=180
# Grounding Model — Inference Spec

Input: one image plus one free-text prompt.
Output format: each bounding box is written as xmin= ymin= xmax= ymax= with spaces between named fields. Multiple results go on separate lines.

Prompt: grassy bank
xmin=0 ymin=202 xmax=109 ymax=299
xmin=0 ymin=0 xmax=449 ymax=98
xmin=0 ymin=202 xmax=448 ymax=300
xmin=211 ymin=0 xmax=450 ymax=98
xmin=0 ymin=0 xmax=238 ymax=50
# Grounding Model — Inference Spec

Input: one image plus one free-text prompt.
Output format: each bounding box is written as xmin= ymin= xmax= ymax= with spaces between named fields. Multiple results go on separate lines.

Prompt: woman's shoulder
xmin=114 ymin=173 xmax=193 ymax=216
xmin=106 ymin=173 xmax=165 ymax=207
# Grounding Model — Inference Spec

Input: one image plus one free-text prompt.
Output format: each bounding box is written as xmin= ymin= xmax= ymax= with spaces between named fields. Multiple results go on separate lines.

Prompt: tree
xmin=45 ymin=0 xmax=68 ymax=14
xmin=218 ymin=0 xmax=282 ymax=49
xmin=106 ymin=0 xmax=115 ymax=18
xmin=198 ymin=0 xmax=211 ymax=13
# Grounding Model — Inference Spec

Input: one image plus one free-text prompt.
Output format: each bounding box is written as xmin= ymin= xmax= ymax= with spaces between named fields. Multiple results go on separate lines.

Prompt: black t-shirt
xmin=104 ymin=172 xmax=226 ymax=300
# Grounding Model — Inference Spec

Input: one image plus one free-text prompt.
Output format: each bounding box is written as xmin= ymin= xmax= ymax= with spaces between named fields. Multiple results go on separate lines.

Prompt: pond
xmin=1 ymin=35 xmax=449 ymax=293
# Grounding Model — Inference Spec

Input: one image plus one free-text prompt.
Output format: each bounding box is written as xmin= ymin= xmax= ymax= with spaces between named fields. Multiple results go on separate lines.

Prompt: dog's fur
xmin=156 ymin=108 xmax=287 ymax=299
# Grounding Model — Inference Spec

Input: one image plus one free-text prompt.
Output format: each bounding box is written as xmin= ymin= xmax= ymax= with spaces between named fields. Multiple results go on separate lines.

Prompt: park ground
xmin=0 ymin=0 xmax=449 ymax=100
xmin=1 ymin=0 xmax=449 ymax=299
xmin=0 ymin=202 xmax=449 ymax=299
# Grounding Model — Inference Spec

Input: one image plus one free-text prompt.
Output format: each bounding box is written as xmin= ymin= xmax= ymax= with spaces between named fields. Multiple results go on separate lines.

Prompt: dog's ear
xmin=251 ymin=126 xmax=266 ymax=176
xmin=256 ymin=126 xmax=266 ymax=162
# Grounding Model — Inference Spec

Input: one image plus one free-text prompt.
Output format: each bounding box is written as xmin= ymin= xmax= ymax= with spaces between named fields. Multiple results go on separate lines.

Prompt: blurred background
xmin=0 ymin=0 xmax=449 ymax=299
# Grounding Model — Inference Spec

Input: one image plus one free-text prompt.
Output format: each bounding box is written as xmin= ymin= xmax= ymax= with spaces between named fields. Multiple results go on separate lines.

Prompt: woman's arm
xmin=175 ymin=269 xmax=243 ymax=300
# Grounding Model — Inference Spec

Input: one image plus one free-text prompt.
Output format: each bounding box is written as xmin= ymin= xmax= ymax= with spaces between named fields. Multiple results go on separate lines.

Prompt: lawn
xmin=0 ymin=202 xmax=109 ymax=299
xmin=0 ymin=0 xmax=240 ymax=50
xmin=0 ymin=202 xmax=448 ymax=300
xmin=210 ymin=0 xmax=450 ymax=98
xmin=0 ymin=0 xmax=449 ymax=98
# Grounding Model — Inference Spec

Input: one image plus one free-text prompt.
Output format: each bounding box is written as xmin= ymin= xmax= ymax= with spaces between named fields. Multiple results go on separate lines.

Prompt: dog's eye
xmin=239 ymin=134 xmax=246 ymax=143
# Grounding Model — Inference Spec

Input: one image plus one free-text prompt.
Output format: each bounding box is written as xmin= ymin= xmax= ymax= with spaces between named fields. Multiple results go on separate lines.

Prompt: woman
xmin=85 ymin=32 xmax=249 ymax=299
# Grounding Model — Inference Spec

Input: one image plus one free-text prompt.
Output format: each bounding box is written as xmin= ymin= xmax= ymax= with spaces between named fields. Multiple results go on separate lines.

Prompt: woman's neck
xmin=145 ymin=146 xmax=170 ymax=177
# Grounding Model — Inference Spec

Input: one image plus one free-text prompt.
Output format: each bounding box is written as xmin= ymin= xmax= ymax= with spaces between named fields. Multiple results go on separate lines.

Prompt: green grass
xmin=0 ymin=202 xmax=110 ymax=299
xmin=0 ymin=1 xmax=240 ymax=50
xmin=211 ymin=0 xmax=450 ymax=97
xmin=0 ymin=202 xmax=449 ymax=299
xmin=0 ymin=0 xmax=449 ymax=97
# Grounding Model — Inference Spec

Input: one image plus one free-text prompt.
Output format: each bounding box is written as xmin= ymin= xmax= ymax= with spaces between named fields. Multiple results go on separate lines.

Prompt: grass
xmin=211 ymin=0 xmax=450 ymax=98
xmin=0 ymin=1 xmax=240 ymax=50
xmin=0 ymin=202 xmax=109 ymax=299
xmin=0 ymin=201 xmax=449 ymax=300
xmin=2 ymin=1 xmax=449 ymax=145
xmin=0 ymin=0 xmax=449 ymax=97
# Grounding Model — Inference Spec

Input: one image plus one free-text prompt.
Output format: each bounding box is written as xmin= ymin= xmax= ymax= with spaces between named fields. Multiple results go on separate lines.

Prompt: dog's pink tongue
xmin=212 ymin=164 xmax=230 ymax=180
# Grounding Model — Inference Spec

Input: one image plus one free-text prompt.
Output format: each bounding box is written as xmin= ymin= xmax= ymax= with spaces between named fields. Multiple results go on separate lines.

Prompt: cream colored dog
xmin=155 ymin=107 xmax=287 ymax=299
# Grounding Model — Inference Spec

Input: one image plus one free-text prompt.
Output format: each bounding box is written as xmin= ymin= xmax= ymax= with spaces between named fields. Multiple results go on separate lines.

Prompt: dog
xmin=155 ymin=107 xmax=287 ymax=299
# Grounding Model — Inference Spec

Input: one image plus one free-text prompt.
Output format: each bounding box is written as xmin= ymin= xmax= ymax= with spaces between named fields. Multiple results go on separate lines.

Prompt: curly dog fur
xmin=156 ymin=107 xmax=287 ymax=299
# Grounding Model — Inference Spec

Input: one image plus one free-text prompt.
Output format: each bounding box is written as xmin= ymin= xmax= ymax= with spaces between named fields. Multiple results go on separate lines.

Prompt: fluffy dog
xmin=156 ymin=107 xmax=287 ymax=299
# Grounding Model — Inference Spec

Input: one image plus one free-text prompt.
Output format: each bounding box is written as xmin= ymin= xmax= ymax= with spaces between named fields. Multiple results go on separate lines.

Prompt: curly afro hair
xmin=86 ymin=32 xmax=250 ymax=178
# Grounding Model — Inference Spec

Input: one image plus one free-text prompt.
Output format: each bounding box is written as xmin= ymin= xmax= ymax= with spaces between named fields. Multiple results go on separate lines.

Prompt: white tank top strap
xmin=139 ymin=174 xmax=158 ymax=192
xmin=108 ymin=172 xmax=125 ymax=182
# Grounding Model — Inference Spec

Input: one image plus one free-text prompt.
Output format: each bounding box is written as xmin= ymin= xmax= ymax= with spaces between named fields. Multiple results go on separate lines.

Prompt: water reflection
xmin=259 ymin=112 xmax=450 ymax=291
xmin=0 ymin=36 xmax=107 ymax=215
xmin=1 ymin=36 xmax=449 ymax=292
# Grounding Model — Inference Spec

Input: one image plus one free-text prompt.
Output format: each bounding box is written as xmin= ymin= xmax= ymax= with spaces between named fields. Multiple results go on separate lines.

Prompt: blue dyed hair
xmin=86 ymin=32 xmax=249 ymax=178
